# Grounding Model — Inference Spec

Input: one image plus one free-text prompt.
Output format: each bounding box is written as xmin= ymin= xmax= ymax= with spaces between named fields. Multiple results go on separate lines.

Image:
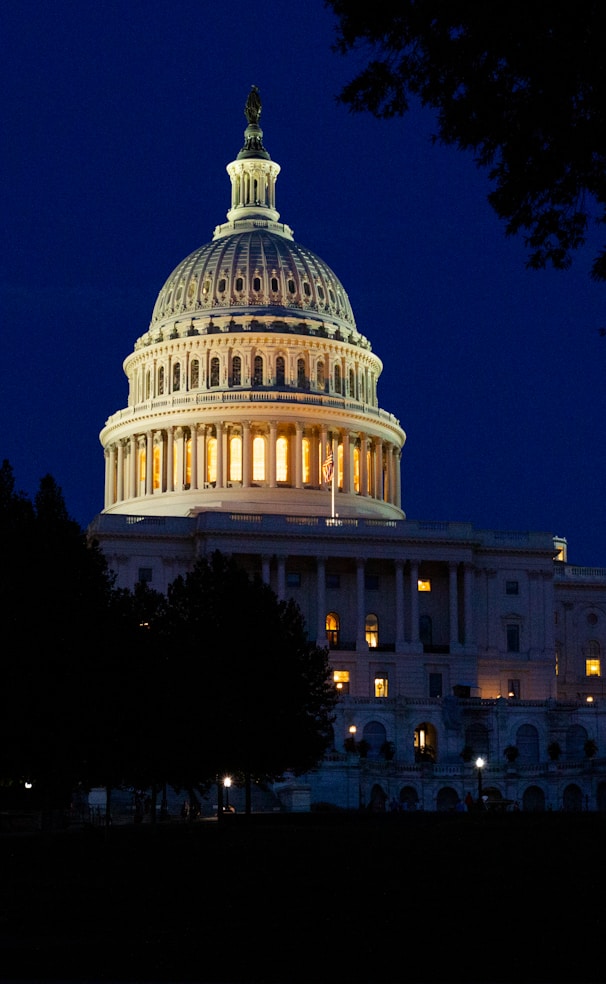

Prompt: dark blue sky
xmin=2 ymin=1 xmax=605 ymax=566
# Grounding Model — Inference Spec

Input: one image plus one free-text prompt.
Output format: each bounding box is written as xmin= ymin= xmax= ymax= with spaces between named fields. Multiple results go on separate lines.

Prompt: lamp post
xmin=475 ymin=757 xmax=485 ymax=804
xmin=223 ymin=776 xmax=232 ymax=813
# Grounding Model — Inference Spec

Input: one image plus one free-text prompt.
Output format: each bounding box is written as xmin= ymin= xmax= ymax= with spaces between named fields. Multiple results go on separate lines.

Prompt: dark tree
xmin=326 ymin=1 xmax=606 ymax=280
xmin=0 ymin=466 xmax=118 ymax=811
xmin=155 ymin=552 xmax=337 ymax=800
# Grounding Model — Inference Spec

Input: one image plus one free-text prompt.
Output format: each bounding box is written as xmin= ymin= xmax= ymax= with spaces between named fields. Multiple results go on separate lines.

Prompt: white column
xmin=269 ymin=420 xmax=277 ymax=488
xmin=463 ymin=563 xmax=474 ymax=647
xmin=216 ymin=422 xmax=224 ymax=488
xmin=129 ymin=434 xmax=137 ymax=500
xmin=166 ymin=426 xmax=174 ymax=492
xmin=449 ymin=562 xmax=459 ymax=649
xmin=116 ymin=440 xmax=125 ymax=503
xmin=409 ymin=561 xmax=420 ymax=644
xmin=356 ymin=557 xmax=368 ymax=651
xmin=190 ymin=424 xmax=198 ymax=490
xmin=395 ymin=559 xmax=405 ymax=651
xmin=145 ymin=431 xmax=153 ymax=496
xmin=316 ymin=556 xmax=326 ymax=647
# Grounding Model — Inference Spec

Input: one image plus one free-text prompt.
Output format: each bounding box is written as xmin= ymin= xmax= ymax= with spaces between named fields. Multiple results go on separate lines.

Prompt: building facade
xmin=89 ymin=88 xmax=606 ymax=813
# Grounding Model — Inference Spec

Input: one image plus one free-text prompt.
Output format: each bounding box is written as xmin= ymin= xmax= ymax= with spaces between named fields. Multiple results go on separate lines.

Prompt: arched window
xmin=172 ymin=363 xmax=181 ymax=392
xmin=317 ymin=361 xmax=324 ymax=388
xmin=152 ymin=443 xmax=161 ymax=491
xmin=464 ymin=723 xmax=489 ymax=759
xmin=229 ymin=435 xmax=242 ymax=483
xmin=253 ymin=276 xmax=261 ymax=292
xmin=334 ymin=364 xmax=341 ymax=394
xmin=276 ymin=356 xmax=285 ymax=386
xmin=253 ymin=355 xmax=263 ymax=386
xmin=586 ymin=640 xmax=601 ymax=677
xmin=252 ymin=435 xmax=266 ymax=482
xmin=206 ymin=436 xmax=217 ymax=484
xmin=157 ymin=366 xmax=165 ymax=396
xmin=271 ymin=276 xmax=279 ymax=292
xmin=363 ymin=721 xmax=387 ymax=759
xmin=566 ymin=724 xmax=587 ymax=761
xmin=516 ymin=724 xmax=539 ymax=763
xmin=276 ymin=436 xmax=288 ymax=482
xmin=302 ymin=437 xmax=311 ymax=484
xmin=190 ymin=360 xmax=199 ymax=389
xmin=210 ymin=357 xmax=220 ymax=387
xmin=184 ymin=434 xmax=192 ymax=487
xmin=414 ymin=722 xmax=437 ymax=762
xmin=297 ymin=358 xmax=305 ymax=388
xmin=326 ymin=612 xmax=339 ymax=649
xmin=235 ymin=276 xmax=244 ymax=292
xmin=353 ymin=445 xmax=360 ymax=493
xmin=232 ymin=355 xmax=242 ymax=386
xmin=349 ymin=368 xmax=355 ymax=399
xmin=366 ymin=613 xmax=379 ymax=649
xmin=145 ymin=370 xmax=151 ymax=400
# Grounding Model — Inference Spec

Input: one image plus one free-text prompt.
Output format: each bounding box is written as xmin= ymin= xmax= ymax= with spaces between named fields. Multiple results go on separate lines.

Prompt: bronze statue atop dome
xmin=245 ymin=85 xmax=262 ymax=126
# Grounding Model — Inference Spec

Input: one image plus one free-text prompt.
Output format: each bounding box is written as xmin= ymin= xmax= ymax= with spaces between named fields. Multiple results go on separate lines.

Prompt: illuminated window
xmin=276 ymin=436 xmax=288 ymax=482
xmin=139 ymin=447 xmax=146 ymax=485
xmin=337 ymin=443 xmax=343 ymax=489
xmin=353 ymin=445 xmax=360 ymax=493
xmin=206 ymin=437 xmax=217 ymax=484
xmin=506 ymin=624 xmax=520 ymax=653
xmin=229 ymin=435 xmax=242 ymax=482
xmin=152 ymin=444 xmax=161 ymax=491
xmin=302 ymin=437 xmax=311 ymax=484
xmin=232 ymin=355 xmax=241 ymax=386
xmin=508 ymin=679 xmax=521 ymax=698
xmin=333 ymin=670 xmax=350 ymax=695
xmin=414 ymin=723 xmax=435 ymax=762
xmin=374 ymin=674 xmax=388 ymax=698
xmin=326 ymin=612 xmax=339 ymax=649
xmin=185 ymin=435 xmax=191 ymax=486
xmin=418 ymin=579 xmax=431 ymax=592
xmin=366 ymin=614 xmax=379 ymax=649
xmin=252 ymin=436 xmax=265 ymax=481
xmin=276 ymin=356 xmax=285 ymax=385
xmin=586 ymin=658 xmax=601 ymax=677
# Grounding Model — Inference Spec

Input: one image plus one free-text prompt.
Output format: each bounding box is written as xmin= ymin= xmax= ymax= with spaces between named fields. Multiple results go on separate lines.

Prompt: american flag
xmin=322 ymin=447 xmax=334 ymax=484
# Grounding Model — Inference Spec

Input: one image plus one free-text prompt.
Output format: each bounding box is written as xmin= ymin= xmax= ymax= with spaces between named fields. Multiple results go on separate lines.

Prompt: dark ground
xmin=1 ymin=811 xmax=604 ymax=984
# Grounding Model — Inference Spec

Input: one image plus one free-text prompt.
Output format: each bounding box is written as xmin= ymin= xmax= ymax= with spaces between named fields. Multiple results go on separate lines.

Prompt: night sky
xmin=2 ymin=1 xmax=605 ymax=566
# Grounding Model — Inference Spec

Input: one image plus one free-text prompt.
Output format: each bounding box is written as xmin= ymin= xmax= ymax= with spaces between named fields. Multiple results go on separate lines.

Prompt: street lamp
xmin=475 ymin=757 xmax=485 ymax=803
xmin=223 ymin=776 xmax=232 ymax=812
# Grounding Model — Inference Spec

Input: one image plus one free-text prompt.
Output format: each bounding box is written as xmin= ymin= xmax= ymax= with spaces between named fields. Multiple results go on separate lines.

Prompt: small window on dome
xmin=288 ymin=279 xmax=296 ymax=294
xmin=202 ymin=279 xmax=211 ymax=295
xmin=271 ymin=277 xmax=279 ymax=292
xmin=329 ymin=289 xmax=335 ymax=304
xmin=235 ymin=277 xmax=244 ymax=292
xmin=218 ymin=278 xmax=226 ymax=293
xmin=303 ymin=282 xmax=311 ymax=296
xmin=253 ymin=276 xmax=261 ymax=292
xmin=317 ymin=285 xmax=325 ymax=300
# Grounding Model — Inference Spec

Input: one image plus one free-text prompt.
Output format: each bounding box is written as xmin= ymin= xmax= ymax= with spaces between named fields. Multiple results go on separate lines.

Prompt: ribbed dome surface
xmin=150 ymin=229 xmax=356 ymax=330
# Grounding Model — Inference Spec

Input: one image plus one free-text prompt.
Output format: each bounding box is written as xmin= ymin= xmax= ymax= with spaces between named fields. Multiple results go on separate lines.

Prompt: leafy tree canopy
xmin=154 ymin=551 xmax=337 ymax=789
xmin=326 ymin=0 xmax=606 ymax=280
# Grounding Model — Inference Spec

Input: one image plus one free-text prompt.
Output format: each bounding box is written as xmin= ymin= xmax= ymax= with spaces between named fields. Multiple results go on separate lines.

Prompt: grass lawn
xmin=1 ymin=811 xmax=604 ymax=983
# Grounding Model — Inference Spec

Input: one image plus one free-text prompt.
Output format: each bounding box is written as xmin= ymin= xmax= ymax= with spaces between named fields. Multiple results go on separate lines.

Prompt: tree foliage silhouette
xmin=327 ymin=1 xmax=606 ymax=280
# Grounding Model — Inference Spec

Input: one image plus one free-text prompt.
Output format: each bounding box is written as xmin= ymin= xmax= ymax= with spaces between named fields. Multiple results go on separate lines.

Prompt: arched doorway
xmin=436 ymin=786 xmax=459 ymax=812
xmin=369 ymin=784 xmax=387 ymax=813
xmin=522 ymin=785 xmax=545 ymax=812
xmin=399 ymin=786 xmax=419 ymax=812
xmin=563 ymin=784 xmax=583 ymax=811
